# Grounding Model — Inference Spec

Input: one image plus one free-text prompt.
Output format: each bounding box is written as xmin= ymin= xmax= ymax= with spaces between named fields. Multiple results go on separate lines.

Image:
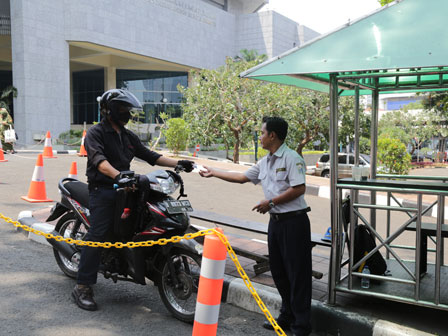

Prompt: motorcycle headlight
xmin=151 ymin=176 xmax=179 ymax=195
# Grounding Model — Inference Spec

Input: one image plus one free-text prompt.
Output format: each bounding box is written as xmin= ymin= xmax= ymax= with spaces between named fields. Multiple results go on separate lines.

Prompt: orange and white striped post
xmin=78 ymin=130 xmax=87 ymax=157
xmin=193 ymin=144 xmax=200 ymax=157
xmin=42 ymin=131 xmax=57 ymax=158
xmin=193 ymin=228 xmax=227 ymax=336
xmin=21 ymin=154 xmax=52 ymax=203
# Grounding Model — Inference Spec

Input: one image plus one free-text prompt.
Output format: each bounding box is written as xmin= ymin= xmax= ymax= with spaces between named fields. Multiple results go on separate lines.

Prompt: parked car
xmin=411 ymin=154 xmax=434 ymax=162
xmin=315 ymin=153 xmax=371 ymax=178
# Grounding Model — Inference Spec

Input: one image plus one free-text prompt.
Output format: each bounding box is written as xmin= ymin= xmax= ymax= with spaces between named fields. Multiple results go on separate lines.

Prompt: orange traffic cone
xmin=78 ymin=130 xmax=87 ymax=157
xmin=0 ymin=149 xmax=7 ymax=162
xmin=42 ymin=131 xmax=56 ymax=158
xmin=0 ymin=141 xmax=5 ymax=162
xmin=68 ymin=161 xmax=78 ymax=179
xmin=21 ymin=154 xmax=52 ymax=203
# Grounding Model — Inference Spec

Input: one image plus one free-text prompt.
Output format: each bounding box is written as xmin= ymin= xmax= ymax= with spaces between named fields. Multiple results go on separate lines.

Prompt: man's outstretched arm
xmin=199 ymin=166 xmax=249 ymax=184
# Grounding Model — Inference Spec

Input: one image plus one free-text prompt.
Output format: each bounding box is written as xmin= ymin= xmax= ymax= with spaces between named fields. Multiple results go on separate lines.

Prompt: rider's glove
xmin=114 ymin=173 xmax=135 ymax=188
xmin=177 ymin=160 xmax=194 ymax=173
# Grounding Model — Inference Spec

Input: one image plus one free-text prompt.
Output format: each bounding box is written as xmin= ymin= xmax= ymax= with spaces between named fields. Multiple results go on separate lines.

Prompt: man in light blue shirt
xmin=199 ymin=116 xmax=311 ymax=336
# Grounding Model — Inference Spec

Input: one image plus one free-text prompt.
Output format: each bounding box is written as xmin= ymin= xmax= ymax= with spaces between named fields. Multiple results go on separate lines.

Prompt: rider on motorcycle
xmin=72 ymin=89 xmax=194 ymax=311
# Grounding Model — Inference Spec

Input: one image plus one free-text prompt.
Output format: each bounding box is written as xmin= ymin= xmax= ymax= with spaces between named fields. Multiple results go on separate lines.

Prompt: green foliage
xmin=0 ymin=86 xmax=17 ymax=113
xmin=179 ymin=56 xmax=266 ymax=163
xmin=338 ymin=96 xmax=371 ymax=146
xmin=58 ymin=129 xmax=83 ymax=146
xmin=378 ymin=0 xmax=394 ymax=5
xmin=180 ymin=49 xmax=367 ymax=161
xmin=359 ymin=137 xmax=371 ymax=155
xmin=377 ymin=137 xmax=411 ymax=174
xmin=379 ymin=109 xmax=432 ymax=155
xmin=234 ymin=49 xmax=267 ymax=62
xmin=163 ymin=118 xmax=189 ymax=155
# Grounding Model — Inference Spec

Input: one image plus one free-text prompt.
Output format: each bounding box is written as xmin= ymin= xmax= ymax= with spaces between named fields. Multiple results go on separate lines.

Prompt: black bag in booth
xmin=354 ymin=224 xmax=387 ymax=275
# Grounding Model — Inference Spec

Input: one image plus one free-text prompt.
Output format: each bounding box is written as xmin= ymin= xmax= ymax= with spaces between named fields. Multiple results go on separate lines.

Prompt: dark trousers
xmin=268 ymin=213 xmax=312 ymax=336
xmin=77 ymin=187 xmax=116 ymax=285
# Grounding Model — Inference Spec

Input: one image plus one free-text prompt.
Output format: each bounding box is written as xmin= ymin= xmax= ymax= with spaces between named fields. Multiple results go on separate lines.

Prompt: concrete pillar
xmin=10 ymin=0 xmax=70 ymax=145
xmin=106 ymin=66 xmax=116 ymax=90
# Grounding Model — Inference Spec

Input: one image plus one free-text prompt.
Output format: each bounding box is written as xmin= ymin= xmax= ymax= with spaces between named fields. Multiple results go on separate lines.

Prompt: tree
xmin=180 ymin=57 xmax=265 ymax=163
xmin=234 ymin=49 xmax=266 ymax=63
xmin=163 ymin=118 xmax=189 ymax=155
xmin=180 ymin=50 xmax=370 ymax=160
xmin=268 ymin=87 xmax=330 ymax=156
xmin=338 ymin=96 xmax=371 ymax=149
xmin=377 ymin=137 xmax=411 ymax=174
xmin=0 ymin=85 xmax=17 ymax=115
xmin=421 ymin=92 xmax=448 ymax=161
xmin=378 ymin=0 xmax=394 ymax=6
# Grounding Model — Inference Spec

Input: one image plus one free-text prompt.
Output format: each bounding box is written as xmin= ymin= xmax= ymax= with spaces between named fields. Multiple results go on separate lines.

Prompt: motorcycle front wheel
xmin=53 ymin=212 xmax=88 ymax=279
xmin=157 ymin=248 xmax=202 ymax=323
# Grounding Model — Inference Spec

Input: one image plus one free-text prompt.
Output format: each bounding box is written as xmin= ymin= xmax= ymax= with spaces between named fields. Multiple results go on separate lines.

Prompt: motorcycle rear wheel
xmin=157 ymin=248 xmax=201 ymax=323
xmin=53 ymin=212 xmax=88 ymax=279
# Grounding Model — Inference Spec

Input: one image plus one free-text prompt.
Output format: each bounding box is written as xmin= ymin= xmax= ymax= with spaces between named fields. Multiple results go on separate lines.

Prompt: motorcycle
xmin=46 ymin=167 xmax=203 ymax=323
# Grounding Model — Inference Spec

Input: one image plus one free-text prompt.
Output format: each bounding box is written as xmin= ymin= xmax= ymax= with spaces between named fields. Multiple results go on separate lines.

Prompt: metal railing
xmin=332 ymin=176 xmax=448 ymax=310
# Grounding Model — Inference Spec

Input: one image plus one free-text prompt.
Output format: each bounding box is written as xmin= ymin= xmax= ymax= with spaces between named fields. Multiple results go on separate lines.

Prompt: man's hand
xmin=252 ymin=199 xmax=271 ymax=214
xmin=199 ymin=166 xmax=214 ymax=178
xmin=178 ymin=160 xmax=194 ymax=172
xmin=114 ymin=174 xmax=136 ymax=190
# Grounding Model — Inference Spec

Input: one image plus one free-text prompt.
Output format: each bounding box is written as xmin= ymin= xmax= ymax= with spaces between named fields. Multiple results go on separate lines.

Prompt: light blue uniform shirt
xmin=244 ymin=143 xmax=308 ymax=214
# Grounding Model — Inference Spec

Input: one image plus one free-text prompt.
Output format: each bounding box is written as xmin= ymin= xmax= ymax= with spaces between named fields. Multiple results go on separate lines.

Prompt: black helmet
xmin=100 ymin=89 xmax=142 ymax=124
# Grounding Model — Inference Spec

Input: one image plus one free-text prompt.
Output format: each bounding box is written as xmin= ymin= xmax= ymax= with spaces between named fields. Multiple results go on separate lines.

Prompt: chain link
xmin=0 ymin=212 xmax=285 ymax=335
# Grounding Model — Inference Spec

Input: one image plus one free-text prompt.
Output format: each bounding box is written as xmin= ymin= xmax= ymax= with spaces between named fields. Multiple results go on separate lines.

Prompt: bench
xmin=405 ymin=222 xmax=448 ymax=276
xmin=189 ymin=209 xmax=331 ymax=279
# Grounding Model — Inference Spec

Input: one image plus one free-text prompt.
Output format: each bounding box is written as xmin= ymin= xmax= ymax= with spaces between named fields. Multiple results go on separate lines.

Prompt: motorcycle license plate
xmin=165 ymin=200 xmax=193 ymax=214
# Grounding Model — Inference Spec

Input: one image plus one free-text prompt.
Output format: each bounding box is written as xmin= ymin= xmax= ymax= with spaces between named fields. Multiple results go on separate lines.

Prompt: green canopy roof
xmin=241 ymin=0 xmax=448 ymax=95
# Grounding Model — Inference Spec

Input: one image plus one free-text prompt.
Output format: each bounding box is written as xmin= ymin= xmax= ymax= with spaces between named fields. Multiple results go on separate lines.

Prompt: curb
xmin=16 ymin=212 xmax=434 ymax=336
xmin=14 ymin=150 xmax=78 ymax=155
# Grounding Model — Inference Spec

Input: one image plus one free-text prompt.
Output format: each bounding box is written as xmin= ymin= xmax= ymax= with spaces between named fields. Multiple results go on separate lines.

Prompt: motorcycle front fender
xmin=46 ymin=202 xmax=69 ymax=222
xmin=173 ymin=237 xmax=203 ymax=256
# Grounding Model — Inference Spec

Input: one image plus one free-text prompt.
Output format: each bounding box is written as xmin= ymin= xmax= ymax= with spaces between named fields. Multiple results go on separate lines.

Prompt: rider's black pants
xmin=77 ymin=186 xmax=116 ymax=285
xmin=268 ymin=213 xmax=312 ymax=336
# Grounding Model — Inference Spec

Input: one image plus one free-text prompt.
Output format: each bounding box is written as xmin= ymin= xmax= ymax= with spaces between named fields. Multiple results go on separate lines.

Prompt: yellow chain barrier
xmin=0 ymin=212 xmax=285 ymax=336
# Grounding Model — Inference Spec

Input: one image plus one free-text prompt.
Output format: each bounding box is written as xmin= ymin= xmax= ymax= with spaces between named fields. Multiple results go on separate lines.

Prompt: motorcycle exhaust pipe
xmin=47 ymin=231 xmax=80 ymax=264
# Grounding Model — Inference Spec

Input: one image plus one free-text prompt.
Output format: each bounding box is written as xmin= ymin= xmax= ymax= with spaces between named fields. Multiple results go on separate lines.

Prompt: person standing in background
xmin=0 ymin=108 xmax=16 ymax=154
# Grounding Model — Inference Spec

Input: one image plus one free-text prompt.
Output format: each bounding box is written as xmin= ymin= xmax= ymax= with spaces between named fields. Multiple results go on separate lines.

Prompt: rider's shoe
xmin=72 ymin=284 xmax=98 ymax=311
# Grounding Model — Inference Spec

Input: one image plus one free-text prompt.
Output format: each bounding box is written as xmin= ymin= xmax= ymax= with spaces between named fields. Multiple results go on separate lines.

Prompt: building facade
xmin=0 ymin=0 xmax=318 ymax=144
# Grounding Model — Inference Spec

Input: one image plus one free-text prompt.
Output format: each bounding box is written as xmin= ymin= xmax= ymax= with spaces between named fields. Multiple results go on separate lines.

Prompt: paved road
xmin=0 ymin=153 xmax=276 ymax=336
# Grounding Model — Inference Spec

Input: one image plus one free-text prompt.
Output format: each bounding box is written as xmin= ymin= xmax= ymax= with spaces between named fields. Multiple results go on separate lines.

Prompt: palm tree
xmin=0 ymin=85 xmax=17 ymax=113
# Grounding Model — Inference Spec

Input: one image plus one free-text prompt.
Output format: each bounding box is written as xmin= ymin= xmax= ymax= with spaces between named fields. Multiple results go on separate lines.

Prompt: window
xmin=338 ymin=155 xmax=347 ymax=164
xmin=72 ymin=69 xmax=104 ymax=124
xmin=319 ymin=154 xmax=330 ymax=163
xmin=116 ymin=70 xmax=188 ymax=123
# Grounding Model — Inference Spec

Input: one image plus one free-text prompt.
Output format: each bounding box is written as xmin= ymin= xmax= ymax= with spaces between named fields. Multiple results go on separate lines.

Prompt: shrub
xmin=377 ymin=138 xmax=411 ymax=174
xmin=58 ymin=129 xmax=83 ymax=146
xmin=163 ymin=118 xmax=189 ymax=155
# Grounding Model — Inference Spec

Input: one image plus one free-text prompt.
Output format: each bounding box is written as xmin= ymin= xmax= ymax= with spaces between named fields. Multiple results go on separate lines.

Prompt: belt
xmin=270 ymin=207 xmax=311 ymax=221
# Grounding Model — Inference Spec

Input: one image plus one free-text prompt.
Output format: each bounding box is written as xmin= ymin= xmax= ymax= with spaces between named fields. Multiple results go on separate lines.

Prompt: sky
xmin=260 ymin=0 xmax=382 ymax=34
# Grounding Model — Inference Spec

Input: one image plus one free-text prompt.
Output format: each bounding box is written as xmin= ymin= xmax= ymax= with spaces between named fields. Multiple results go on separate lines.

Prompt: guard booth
xmin=241 ymin=0 xmax=448 ymax=310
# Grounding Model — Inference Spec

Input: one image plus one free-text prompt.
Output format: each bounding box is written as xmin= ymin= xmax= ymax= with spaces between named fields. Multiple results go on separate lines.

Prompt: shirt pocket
xmin=275 ymin=171 xmax=288 ymax=181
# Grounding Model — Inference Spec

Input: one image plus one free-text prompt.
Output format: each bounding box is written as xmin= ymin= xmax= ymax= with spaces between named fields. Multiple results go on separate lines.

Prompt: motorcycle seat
xmin=64 ymin=180 xmax=90 ymax=208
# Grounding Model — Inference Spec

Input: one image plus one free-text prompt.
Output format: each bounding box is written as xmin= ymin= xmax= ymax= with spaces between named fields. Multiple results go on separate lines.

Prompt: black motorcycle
xmin=46 ymin=167 xmax=202 ymax=323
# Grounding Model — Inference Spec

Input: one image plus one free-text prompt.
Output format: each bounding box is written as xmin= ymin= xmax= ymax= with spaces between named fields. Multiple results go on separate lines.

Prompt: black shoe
xmin=263 ymin=317 xmax=291 ymax=331
xmin=72 ymin=284 xmax=97 ymax=311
